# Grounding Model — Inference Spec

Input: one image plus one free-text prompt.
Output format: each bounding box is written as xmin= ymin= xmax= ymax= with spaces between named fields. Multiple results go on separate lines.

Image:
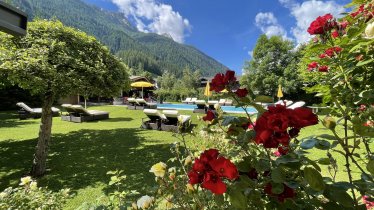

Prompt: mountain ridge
xmin=10 ymin=0 xmax=227 ymax=76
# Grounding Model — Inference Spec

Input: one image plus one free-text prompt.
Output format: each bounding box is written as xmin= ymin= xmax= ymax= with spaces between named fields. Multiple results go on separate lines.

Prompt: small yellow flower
xmin=20 ymin=176 xmax=32 ymax=186
xmin=184 ymin=156 xmax=192 ymax=165
xmin=186 ymin=183 xmax=195 ymax=193
xmin=30 ymin=181 xmax=38 ymax=190
xmin=137 ymin=195 xmax=154 ymax=209
xmin=149 ymin=162 xmax=167 ymax=177
xmin=365 ymin=22 xmax=374 ymax=39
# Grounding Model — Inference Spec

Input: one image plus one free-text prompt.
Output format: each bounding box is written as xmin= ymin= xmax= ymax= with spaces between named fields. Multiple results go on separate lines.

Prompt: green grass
xmin=0 ymin=106 xmax=371 ymax=209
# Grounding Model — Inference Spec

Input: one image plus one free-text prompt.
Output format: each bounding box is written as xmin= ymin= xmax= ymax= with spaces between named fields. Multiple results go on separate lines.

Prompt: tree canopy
xmin=241 ymin=35 xmax=303 ymax=98
xmin=0 ymin=19 xmax=130 ymax=176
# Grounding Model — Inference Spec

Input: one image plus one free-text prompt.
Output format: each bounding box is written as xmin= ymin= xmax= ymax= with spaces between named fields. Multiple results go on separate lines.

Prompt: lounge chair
xmin=218 ymin=99 xmax=226 ymax=106
xmin=61 ymin=104 xmax=75 ymax=121
xmin=141 ymin=109 xmax=166 ymax=130
xmin=61 ymin=105 xmax=109 ymax=123
xmin=136 ymin=98 xmax=157 ymax=109
xmin=189 ymin=98 xmax=197 ymax=104
xmin=193 ymin=100 xmax=207 ymax=113
xmin=274 ymin=100 xmax=293 ymax=106
xmin=287 ymin=101 xmax=306 ymax=109
xmin=224 ymin=99 xmax=233 ymax=106
xmin=16 ymin=102 xmax=60 ymax=120
xmin=182 ymin=97 xmax=192 ymax=104
xmin=127 ymin=98 xmax=137 ymax=110
xmin=207 ymin=100 xmax=219 ymax=109
xmin=161 ymin=110 xmax=191 ymax=132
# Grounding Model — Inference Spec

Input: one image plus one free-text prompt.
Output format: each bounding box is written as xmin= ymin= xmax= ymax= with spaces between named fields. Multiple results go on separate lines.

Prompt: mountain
xmin=9 ymin=0 xmax=227 ymax=76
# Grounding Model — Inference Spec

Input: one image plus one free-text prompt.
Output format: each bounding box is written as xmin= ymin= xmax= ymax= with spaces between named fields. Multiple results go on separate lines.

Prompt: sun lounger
xmin=274 ymin=100 xmax=293 ymax=106
xmin=207 ymin=100 xmax=219 ymax=109
xmin=141 ymin=109 xmax=166 ymax=130
xmin=61 ymin=105 xmax=109 ymax=122
xmin=135 ymin=98 xmax=157 ymax=109
xmin=182 ymin=97 xmax=192 ymax=104
xmin=193 ymin=100 xmax=207 ymax=113
xmin=224 ymin=99 xmax=233 ymax=106
xmin=218 ymin=99 xmax=226 ymax=106
xmin=189 ymin=98 xmax=197 ymax=104
xmin=287 ymin=101 xmax=306 ymax=109
xmin=161 ymin=110 xmax=191 ymax=132
xmin=16 ymin=102 xmax=60 ymax=119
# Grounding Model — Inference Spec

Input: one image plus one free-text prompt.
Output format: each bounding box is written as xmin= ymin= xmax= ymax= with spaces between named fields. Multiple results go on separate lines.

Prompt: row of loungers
xmin=142 ymin=109 xmax=191 ymax=132
xmin=61 ymin=104 xmax=109 ymax=123
xmin=127 ymin=98 xmax=157 ymax=110
xmin=182 ymin=98 xmax=233 ymax=106
xmin=16 ymin=102 xmax=60 ymax=119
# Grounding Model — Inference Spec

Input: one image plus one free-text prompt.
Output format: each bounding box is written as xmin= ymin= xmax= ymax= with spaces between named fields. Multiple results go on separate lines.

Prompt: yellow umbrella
xmin=204 ymin=81 xmax=212 ymax=97
xmin=131 ymin=81 xmax=154 ymax=98
xmin=277 ymin=84 xmax=283 ymax=99
xmin=220 ymin=89 xmax=228 ymax=93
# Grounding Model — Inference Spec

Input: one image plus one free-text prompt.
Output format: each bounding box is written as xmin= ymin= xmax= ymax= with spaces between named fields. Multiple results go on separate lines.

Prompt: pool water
xmin=157 ymin=103 xmax=257 ymax=114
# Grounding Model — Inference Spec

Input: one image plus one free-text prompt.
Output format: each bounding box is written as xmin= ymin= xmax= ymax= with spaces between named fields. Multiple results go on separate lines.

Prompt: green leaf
xmin=327 ymin=186 xmax=355 ymax=207
xmin=221 ymin=116 xmax=239 ymax=126
xmin=304 ymin=167 xmax=325 ymax=191
xmin=315 ymin=140 xmax=331 ymax=150
xmin=271 ymin=167 xmax=285 ymax=183
xmin=318 ymin=158 xmax=330 ymax=165
xmin=356 ymin=59 xmax=374 ymax=67
xmin=300 ymin=139 xmax=317 ymax=149
xmin=271 ymin=183 xmax=284 ymax=194
xmin=228 ymin=188 xmax=247 ymax=210
xmin=275 ymin=154 xmax=300 ymax=165
xmin=367 ymin=160 xmax=374 ymax=176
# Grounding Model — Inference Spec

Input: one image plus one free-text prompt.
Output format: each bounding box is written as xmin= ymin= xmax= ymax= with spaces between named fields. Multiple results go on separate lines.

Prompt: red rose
xmin=264 ymin=183 xmax=296 ymax=203
xmin=323 ymin=46 xmax=342 ymax=58
xmin=307 ymin=61 xmax=318 ymax=71
xmin=339 ymin=20 xmax=349 ymax=29
xmin=210 ymin=70 xmax=237 ymax=92
xmin=203 ymin=110 xmax=216 ymax=121
xmin=331 ymin=30 xmax=339 ymax=38
xmin=210 ymin=73 xmax=226 ymax=92
xmin=319 ymin=53 xmax=327 ymax=59
xmin=307 ymin=14 xmax=335 ymax=35
xmin=188 ymin=149 xmax=238 ymax=195
xmin=289 ymin=107 xmax=319 ymax=128
xmin=318 ymin=65 xmax=329 ymax=72
xmin=350 ymin=4 xmax=365 ymax=18
xmin=235 ymin=88 xmax=248 ymax=98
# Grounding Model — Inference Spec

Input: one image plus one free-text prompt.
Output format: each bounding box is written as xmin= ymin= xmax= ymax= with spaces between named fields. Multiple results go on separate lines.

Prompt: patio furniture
xmin=182 ymin=97 xmax=192 ymax=104
xmin=141 ymin=109 xmax=166 ymax=130
xmin=193 ymin=100 xmax=207 ymax=113
xmin=287 ymin=101 xmax=306 ymax=109
xmin=274 ymin=100 xmax=293 ymax=106
xmin=189 ymin=98 xmax=197 ymax=104
xmin=224 ymin=99 xmax=233 ymax=106
xmin=127 ymin=98 xmax=137 ymax=110
xmin=161 ymin=110 xmax=191 ymax=132
xmin=16 ymin=102 xmax=60 ymax=120
xmin=218 ymin=99 xmax=226 ymax=106
xmin=207 ymin=100 xmax=219 ymax=109
xmin=136 ymin=98 xmax=157 ymax=109
xmin=61 ymin=105 xmax=109 ymax=123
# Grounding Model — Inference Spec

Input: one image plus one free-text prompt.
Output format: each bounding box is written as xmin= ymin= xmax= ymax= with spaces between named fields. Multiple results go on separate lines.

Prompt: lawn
xmin=0 ymin=105 xmax=371 ymax=209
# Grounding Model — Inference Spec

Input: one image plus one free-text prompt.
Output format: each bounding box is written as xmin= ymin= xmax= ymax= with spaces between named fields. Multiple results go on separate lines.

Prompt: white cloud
xmin=254 ymin=12 xmax=291 ymax=40
xmin=248 ymin=50 xmax=253 ymax=58
xmin=111 ymin=0 xmax=191 ymax=43
xmin=279 ymin=0 xmax=346 ymax=44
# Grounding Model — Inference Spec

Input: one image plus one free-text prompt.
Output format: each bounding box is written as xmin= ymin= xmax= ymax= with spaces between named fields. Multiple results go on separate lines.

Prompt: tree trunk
xmin=30 ymin=92 xmax=54 ymax=177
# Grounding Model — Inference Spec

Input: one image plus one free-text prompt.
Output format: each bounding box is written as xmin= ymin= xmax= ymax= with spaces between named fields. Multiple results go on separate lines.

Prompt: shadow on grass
xmin=0 ymin=112 xmax=38 ymax=128
xmin=0 ymin=128 xmax=173 ymax=194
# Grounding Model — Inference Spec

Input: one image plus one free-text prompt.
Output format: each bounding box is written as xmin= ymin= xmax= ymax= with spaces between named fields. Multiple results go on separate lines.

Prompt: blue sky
xmin=84 ymin=0 xmax=351 ymax=75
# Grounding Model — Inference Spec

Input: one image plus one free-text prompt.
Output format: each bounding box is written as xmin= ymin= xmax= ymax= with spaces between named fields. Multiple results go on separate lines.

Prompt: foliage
xmin=10 ymin=0 xmax=227 ymax=77
xmin=0 ymin=176 xmax=70 ymax=210
xmin=0 ymin=19 xmax=129 ymax=176
xmin=242 ymin=35 xmax=303 ymax=98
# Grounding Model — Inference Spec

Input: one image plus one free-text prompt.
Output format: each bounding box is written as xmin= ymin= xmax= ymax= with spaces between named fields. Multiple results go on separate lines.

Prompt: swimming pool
xmin=157 ymin=103 xmax=257 ymax=114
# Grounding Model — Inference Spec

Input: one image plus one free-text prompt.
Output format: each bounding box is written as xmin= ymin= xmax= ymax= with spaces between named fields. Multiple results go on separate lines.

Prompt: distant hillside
xmin=10 ymin=0 xmax=227 ymax=76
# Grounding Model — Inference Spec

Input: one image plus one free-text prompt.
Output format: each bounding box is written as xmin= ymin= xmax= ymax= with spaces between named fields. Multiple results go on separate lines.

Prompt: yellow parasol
xmin=131 ymin=81 xmax=154 ymax=98
xmin=204 ymin=81 xmax=212 ymax=101
xmin=277 ymin=84 xmax=283 ymax=99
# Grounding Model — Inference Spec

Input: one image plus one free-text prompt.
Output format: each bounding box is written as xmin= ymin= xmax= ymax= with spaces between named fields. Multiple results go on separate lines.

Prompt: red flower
xmin=358 ymin=104 xmax=366 ymax=112
xmin=188 ymin=149 xmax=238 ymax=195
xmin=350 ymin=4 xmax=365 ymax=18
xmin=235 ymin=88 xmax=248 ymax=98
xmin=319 ymin=53 xmax=327 ymax=59
xmin=339 ymin=20 xmax=349 ymax=29
xmin=254 ymin=105 xmax=318 ymax=148
xmin=264 ymin=183 xmax=296 ymax=203
xmin=307 ymin=62 xmax=318 ymax=71
xmin=356 ymin=54 xmax=364 ymax=61
xmin=203 ymin=110 xmax=216 ymax=121
xmin=307 ymin=14 xmax=336 ymax=35
xmin=363 ymin=195 xmax=374 ymax=209
xmin=210 ymin=70 xmax=237 ymax=92
xmin=323 ymin=46 xmax=342 ymax=58
xmin=331 ymin=30 xmax=339 ymax=38
xmin=318 ymin=65 xmax=329 ymax=72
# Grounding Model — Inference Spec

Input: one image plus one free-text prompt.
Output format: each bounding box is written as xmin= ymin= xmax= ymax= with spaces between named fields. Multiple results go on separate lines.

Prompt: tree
xmin=241 ymin=35 xmax=302 ymax=99
xmin=0 ymin=20 xmax=129 ymax=176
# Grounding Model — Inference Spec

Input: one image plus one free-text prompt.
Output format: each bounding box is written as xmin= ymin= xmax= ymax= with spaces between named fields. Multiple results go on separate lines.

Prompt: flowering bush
xmin=0 ymin=176 xmax=70 ymax=209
